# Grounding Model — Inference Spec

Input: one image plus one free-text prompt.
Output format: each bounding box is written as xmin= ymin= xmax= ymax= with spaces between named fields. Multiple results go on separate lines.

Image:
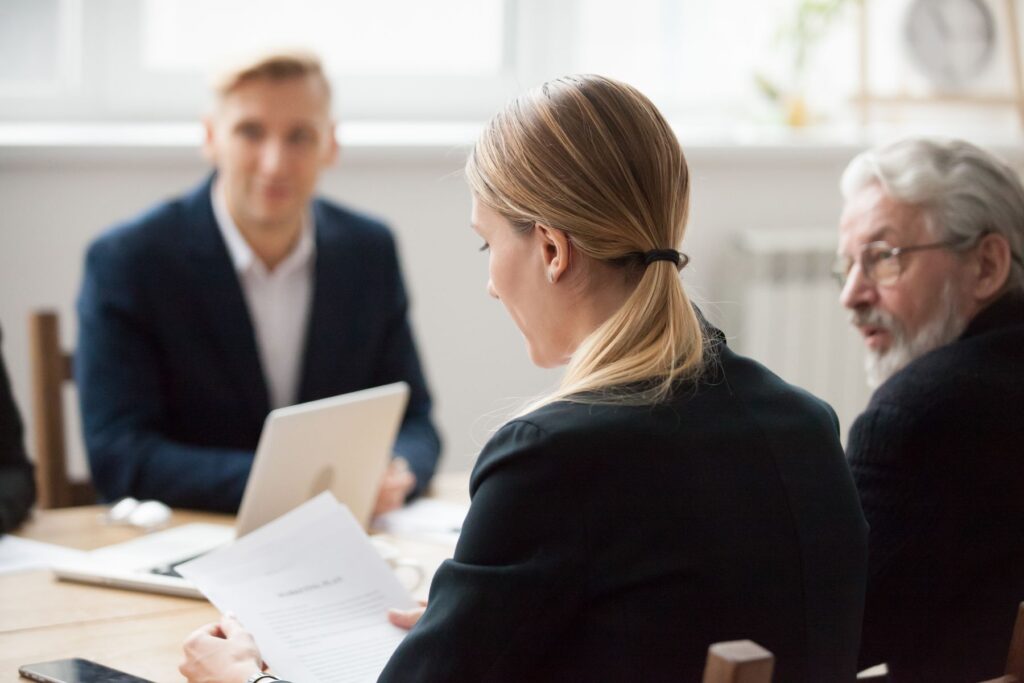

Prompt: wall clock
xmin=905 ymin=0 xmax=998 ymax=89
xmin=855 ymin=0 xmax=1024 ymax=128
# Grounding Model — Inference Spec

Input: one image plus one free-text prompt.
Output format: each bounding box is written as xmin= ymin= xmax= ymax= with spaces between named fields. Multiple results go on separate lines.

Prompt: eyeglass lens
xmin=832 ymin=242 xmax=901 ymax=288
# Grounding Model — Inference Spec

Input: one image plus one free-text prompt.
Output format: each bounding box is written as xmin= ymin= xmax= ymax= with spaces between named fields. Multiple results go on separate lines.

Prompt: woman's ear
xmin=970 ymin=233 xmax=1012 ymax=301
xmin=534 ymin=224 xmax=571 ymax=284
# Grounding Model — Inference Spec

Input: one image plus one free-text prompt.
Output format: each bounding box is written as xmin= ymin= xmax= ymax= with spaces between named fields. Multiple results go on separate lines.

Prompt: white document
xmin=177 ymin=492 xmax=417 ymax=683
xmin=87 ymin=523 xmax=234 ymax=569
xmin=372 ymin=498 xmax=468 ymax=545
xmin=0 ymin=535 xmax=87 ymax=575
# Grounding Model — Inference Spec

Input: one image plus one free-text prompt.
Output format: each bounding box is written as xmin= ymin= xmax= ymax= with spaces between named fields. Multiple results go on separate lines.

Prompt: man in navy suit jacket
xmin=76 ymin=51 xmax=440 ymax=513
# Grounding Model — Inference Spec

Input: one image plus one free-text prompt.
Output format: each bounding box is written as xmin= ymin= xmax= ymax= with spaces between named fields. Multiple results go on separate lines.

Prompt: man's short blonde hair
xmin=211 ymin=49 xmax=332 ymax=106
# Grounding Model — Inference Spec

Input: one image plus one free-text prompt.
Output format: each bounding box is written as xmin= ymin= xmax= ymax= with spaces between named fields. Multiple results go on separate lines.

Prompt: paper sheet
xmin=372 ymin=498 xmax=468 ymax=545
xmin=177 ymin=492 xmax=416 ymax=683
xmin=87 ymin=523 xmax=234 ymax=569
xmin=0 ymin=535 xmax=87 ymax=575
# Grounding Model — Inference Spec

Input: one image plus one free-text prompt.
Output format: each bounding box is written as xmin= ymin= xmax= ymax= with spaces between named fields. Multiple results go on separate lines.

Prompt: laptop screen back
xmin=235 ymin=382 xmax=409 ymax=536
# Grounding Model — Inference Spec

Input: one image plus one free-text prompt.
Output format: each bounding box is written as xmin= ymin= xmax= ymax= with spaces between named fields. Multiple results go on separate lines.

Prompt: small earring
xmin=547 ymin=270 xmax=555 ymax=283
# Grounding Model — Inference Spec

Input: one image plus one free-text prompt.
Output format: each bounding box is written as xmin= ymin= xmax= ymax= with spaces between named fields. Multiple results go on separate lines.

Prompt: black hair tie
xmin=642 ymin=249 xmax=689 ymax=271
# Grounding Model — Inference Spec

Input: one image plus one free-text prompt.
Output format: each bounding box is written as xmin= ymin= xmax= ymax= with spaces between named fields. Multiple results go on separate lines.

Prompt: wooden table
xmin=1 ymin=474 xmax=469 ymax=682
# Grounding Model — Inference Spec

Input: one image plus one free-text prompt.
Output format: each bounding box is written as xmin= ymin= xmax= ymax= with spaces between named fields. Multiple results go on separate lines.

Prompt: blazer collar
xmin=181 ymin=173 xmax=271 ymax=422
xmin=181 ymin=174 xmax=225 ymax=257
xmin=296 ymin=201 xmax=349 ymax=401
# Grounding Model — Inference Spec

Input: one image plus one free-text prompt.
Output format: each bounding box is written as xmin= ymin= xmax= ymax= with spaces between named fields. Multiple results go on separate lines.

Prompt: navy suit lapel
xmin=182 ymin=177 xmax=270 ymax=422
xmin=297 ymin=203 xmax=358 ymax=402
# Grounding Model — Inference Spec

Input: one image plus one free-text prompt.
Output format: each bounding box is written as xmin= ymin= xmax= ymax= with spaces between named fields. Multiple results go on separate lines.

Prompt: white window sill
xmin=0 ymin=121 xmax=1020 ymax=165
xmin=0 ymin=121 xmax=485 ymax=164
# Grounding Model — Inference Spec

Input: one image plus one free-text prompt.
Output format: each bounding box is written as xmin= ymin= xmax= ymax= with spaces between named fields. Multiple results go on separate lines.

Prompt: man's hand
xmin=180 ymin=614 xmax=263 ymax=683
xmin=374 ymin=457 xmax=416 ymax=516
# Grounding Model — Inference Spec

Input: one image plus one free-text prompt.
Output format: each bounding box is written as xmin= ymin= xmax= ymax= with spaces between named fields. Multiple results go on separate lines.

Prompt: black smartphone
xmin=19 ymin=658 xmax=154 ymax=683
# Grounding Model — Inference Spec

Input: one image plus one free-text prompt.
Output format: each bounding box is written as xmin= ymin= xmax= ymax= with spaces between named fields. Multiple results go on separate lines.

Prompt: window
xmin=143 ymin=0 xmax=505 ymax=76
xmin=105 ymin=0 xmax=517 ymax=121
xmin=0 ymin=0 xmax=864 ymax=126
xmin=571 ymin=0 xmax=858 ymax=126
xmin=0 ymin=0 xmax=80 ymax=99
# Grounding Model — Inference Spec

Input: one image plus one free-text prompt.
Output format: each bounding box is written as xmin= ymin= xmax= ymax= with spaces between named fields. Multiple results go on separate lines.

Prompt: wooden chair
xmin=702 ymin=640 xmax=774 ymax=683
xmin=28 ymin=310 xmax=95 ymax=508
xmin=980 ymin=602 xmax=1024 ymax=683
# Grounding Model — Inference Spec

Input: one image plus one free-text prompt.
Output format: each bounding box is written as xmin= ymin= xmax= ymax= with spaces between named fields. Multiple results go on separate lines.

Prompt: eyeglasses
xmin=831 ymin=239 xmax=968 ymax=288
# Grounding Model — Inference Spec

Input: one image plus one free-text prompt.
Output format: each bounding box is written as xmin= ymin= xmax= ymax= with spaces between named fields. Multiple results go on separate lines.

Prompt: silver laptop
xmin=52 ymin=382 xmax=409 ymax=598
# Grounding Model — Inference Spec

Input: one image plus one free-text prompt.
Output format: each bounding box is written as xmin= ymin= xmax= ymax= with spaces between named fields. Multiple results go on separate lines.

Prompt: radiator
xmin=732 ymin=228 xmax=872 ymax=444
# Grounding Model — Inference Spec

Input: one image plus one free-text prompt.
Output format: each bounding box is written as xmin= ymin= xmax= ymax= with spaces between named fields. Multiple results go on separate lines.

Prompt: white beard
xmin=856 ymin=282 xmax=968 ymax=389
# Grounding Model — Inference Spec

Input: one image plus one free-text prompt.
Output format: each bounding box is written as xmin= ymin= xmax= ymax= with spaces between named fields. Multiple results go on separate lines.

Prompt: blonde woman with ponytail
xmin=384 ymin=75 xmax=867 ymax=682
xmin=181 ymin=76 xmax=868 ymax=683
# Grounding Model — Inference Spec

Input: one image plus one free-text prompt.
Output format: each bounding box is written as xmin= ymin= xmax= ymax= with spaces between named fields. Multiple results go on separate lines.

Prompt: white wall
xmin=2 ymin=137 xmax=1020 ymax=479
xmin=0 ymin=141 xmax=564 ymax=478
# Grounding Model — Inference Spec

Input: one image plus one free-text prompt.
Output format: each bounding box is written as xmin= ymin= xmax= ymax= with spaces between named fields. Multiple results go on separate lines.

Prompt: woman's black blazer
xmin=380 ymin=332 xmax=867 ymax=682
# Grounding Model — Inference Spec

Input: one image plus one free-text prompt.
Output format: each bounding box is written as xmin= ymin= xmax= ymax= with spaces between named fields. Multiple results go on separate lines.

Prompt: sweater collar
xmin=960 ymin=291 xmax=1024 ymax=340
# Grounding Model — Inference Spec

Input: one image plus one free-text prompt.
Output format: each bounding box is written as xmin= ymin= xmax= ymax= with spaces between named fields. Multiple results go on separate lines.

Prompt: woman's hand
xmin=387 ymin=600 xmax=427 ymax=630
xmin=180 ymin=614 xmax=264 ymax=683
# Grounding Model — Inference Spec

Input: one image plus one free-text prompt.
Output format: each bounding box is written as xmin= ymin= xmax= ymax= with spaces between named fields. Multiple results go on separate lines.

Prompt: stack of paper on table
xmin=177 ymin=492 xmax=417 ymax=683
xmin=371 ymin=498 xmax=469 ymax=545
xmin=0 ymin=536 xmax=86 ymax=575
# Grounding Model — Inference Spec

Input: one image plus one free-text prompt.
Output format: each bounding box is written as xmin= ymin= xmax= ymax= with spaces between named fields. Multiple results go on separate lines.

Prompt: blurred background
xmin=1 ymin=0 xmax=1022 ymax=475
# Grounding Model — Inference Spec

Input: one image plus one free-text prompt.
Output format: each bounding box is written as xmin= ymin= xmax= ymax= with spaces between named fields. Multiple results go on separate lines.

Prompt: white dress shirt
xmin=212 ymin=182 xmax=315 ymax=409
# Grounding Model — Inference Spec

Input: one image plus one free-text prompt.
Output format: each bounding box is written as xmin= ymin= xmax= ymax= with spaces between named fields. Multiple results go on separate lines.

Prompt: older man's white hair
xmin=841 ymin=137 xmax=1024 ymax=294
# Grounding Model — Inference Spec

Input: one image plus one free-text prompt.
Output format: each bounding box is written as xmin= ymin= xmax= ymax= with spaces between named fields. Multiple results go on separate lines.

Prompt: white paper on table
xmin=0 ymin=535 xmax=87 ymax=575
xmin=372 ymin=498 xmax=468 ymax=545
xmin=177 ymin=492 xmax=417 ymax=683
xmin=87 ymin=523 xmax=234 ymax=569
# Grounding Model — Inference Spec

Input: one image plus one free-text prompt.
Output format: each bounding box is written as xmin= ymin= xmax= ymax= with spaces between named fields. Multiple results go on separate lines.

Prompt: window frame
xmin=0 ymin=0 xmax=586 ymax=123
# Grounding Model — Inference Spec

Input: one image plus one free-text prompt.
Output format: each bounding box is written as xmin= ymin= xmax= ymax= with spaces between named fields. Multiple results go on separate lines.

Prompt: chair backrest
xmin=702 ymin=640 xmax=774 ymax=683
xmin=28 ymin=310 xmax=95 ymax=508
xmin=979 ymin=602 xmax=1024 ymax=683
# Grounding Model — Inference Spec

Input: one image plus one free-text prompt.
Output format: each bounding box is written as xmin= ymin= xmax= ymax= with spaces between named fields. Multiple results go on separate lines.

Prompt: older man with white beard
xmin=835 ymin=138 xmax=1024 ymax=683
